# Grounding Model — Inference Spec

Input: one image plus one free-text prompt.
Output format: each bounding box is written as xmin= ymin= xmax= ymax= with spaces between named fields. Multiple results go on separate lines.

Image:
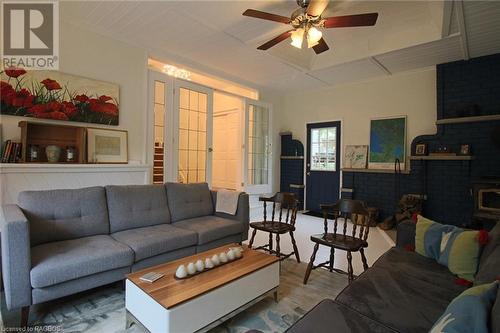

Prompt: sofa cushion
xmin=492 ymin=285 xmax=500 ymax=333
xmin=30 ymin=235 xmax=133 ymax=288
xmin=475 ymin=222 xmax=500 ymax=285
xmin=286 ymin=299 xmax=397 ymax=333
xmin=173 ymin=216 xmax=244 ymax=245
xmin=111 ymin=224 xmax=197 ymax=262
xmin=106 ymin=185 xmax=171 ymax=233
xmin=430 ymin=281 xmax=498 ymax=333
xmin=165 ymin=183 xmax=213 ymax=222
xmin=336 ymin=248 xmax=467 ymax=333
xmin=19 ymin=187 xmax=109 ymax=246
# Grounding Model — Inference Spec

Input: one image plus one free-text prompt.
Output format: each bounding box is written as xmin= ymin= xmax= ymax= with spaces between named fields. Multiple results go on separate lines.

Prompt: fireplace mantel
xmin=0 ymin=163 xmax=151 ymax=205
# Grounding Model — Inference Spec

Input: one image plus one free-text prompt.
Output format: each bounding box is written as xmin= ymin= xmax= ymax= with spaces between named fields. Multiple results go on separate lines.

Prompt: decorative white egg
xmin=211 ymin=254 xmax=220 ymax=266
xmin=175 ymin=265 xmax=187 ymax=278
xmin=219 ymin=252 xmax=228 ymax=263
xmin=227 ymin=249 xmax=235 ymax=261
xmin=187 ymin=262 xmax=196 ymax=275
xmin=233 ymin=247 xmax=243 ymax=258
xmin=205 ymin=258 xmax=214 ymax=269
xmin=195 ymin=259 xmax=205 ymax=272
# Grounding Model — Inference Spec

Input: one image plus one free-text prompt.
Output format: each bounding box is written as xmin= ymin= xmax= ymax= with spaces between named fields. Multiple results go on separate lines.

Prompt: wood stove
xmin=472 ymin=177 xmax=500 ymax=229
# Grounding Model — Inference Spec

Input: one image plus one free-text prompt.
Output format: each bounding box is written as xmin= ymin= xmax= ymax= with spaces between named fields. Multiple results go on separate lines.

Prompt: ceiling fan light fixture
xmin=307 ymin=26 xmax=322 ymax=48
xmin=290 ymin=28 xmax=304 ymax=49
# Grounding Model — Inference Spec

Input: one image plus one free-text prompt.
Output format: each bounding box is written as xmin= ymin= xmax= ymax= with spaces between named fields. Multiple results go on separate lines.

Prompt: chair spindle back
xmin=260 ymin=192 xmax=298 ymax=226
xmin=321 ymin=199 xmax=370 ymax=240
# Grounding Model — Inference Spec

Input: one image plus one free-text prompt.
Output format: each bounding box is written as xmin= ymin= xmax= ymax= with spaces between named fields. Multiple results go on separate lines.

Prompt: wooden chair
xmin=303 ymin=199 xmax=370 ymax=284
xmin=248 ymin=192 xmax=300 ymax=262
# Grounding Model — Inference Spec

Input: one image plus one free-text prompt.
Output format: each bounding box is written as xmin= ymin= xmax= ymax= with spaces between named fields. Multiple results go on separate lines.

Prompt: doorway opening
xmin=212 ymin=92 xmax=244 ymax=191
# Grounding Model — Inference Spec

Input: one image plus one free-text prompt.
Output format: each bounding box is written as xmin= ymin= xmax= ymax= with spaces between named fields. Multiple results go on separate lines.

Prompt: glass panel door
xmin=174 ymin=81 xmax=213 ymax=185
xmin=244 ymin=99 xmax=272 ymax=194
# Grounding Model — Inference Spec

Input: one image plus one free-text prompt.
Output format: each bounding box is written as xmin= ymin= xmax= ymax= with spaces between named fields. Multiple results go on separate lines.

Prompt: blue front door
xmin=306 ymin=121 xmax=341 ymax=212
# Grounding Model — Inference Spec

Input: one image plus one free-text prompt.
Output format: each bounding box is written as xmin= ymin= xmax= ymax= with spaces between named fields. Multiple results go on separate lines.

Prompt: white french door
xmin=243 ymin=99 xmax=272 ymax=194
xmin=173 ymin=80 xmax=213 ymax=185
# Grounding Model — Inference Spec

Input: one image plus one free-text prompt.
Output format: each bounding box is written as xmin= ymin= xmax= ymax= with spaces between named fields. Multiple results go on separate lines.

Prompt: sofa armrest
xmin=1 ymin=205 xmax=32 ymax=310
xmin=396 ymin=220 xmax=416 ymax=249
xmin=211 ymin=191 xmax=250 ymax=241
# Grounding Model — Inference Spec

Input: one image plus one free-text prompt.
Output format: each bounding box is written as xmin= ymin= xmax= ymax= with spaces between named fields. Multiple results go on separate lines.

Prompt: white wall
xmin=273 ymin=69 xmax=438 ymax=191
xmin=1 ymin=21 xmax=148 ymax=163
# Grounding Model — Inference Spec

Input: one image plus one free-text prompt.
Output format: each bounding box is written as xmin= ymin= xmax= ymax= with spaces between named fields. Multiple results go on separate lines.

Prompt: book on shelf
xmin=1 ymin=140 xmax=22 ymax=163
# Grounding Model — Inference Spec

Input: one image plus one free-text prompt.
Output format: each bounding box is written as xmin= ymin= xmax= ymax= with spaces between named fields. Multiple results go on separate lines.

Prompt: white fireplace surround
xmin=0 ymin=163 xmax=150 ymax=205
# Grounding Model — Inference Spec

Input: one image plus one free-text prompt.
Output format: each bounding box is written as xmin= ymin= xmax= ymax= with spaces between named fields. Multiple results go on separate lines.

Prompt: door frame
xmin=304 ymin=119 xmax=344 ymax=211
xmin=147 ymin=70 xmax=174 ymax=183
xmin=243 ymin=98 xmax=273 ymax=195
xmin=173 ymin=79 xmax=214 ymax=186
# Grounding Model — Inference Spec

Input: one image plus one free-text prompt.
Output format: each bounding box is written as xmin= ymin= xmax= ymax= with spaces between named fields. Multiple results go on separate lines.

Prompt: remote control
xmin=139 ymin=271 xmax=164 ymax=283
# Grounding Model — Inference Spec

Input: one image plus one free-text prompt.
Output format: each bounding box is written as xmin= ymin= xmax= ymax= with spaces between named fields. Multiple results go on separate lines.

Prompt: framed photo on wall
xmin=369 ymin=116 xmax=407 ymax=169
xmin=87 ymin=128 xmax=128 ymax=163
xmin=415 ymin=143 xmax=428 ymax=156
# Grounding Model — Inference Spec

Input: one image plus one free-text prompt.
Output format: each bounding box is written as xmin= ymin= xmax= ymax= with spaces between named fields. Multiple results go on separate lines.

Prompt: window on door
xmin=153 ymin=80 xmax=166 ymax=184
xmin=247 ymin=104 xmax=269 ymax=185
xmin=310 ymin=127 xmax=337 ymax=171
xmin=178 ymin=87 xmax=207 ymax=183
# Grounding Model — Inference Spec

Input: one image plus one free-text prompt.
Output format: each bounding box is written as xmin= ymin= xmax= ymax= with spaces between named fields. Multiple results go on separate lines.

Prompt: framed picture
xmin=87 ymin=128 xmax=128 ymax=163
xmin=459 ymin=144 xmax=471 ymax=155
xmin=415 ymin=143 xmax=427 ymax=156
xmin=369 ymin=116 xmax=407 ymax=169
xmin=343 ymin=145 xmax=368 ymax=169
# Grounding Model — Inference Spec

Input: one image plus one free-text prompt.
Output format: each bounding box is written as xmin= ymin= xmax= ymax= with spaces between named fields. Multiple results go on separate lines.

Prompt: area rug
xmin=1 ymin=260 xmax=348 ymax=333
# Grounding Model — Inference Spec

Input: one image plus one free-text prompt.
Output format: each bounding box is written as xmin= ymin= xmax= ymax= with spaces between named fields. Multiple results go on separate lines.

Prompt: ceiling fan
xmin=242 ymin=0 xmax=378 ymax=54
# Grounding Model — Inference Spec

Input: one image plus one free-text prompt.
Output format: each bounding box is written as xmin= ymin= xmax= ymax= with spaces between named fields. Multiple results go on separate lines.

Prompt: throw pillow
xmin=438 ymin=227 xmax=485 ymax=282
xmin=415 ymin=215 xmax=453 ymax=260
xmin=430 ymin=281 xmax=498 ymax=333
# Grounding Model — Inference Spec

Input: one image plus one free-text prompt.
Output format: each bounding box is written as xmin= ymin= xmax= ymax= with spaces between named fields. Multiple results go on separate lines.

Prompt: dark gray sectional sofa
xmin=1 ymin=182 xmax=249 ymax=323
xmin=287 ymin=220 xmax=500 ymax=333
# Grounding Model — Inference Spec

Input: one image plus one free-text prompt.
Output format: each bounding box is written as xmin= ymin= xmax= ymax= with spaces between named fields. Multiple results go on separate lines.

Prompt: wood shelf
xmin=342 ymin=168 xmax=410 ymax=174
xmin=409 ymin=155 xmax=474 ymax=161
xmin=436 ymin=114 xmax=500 ymax=125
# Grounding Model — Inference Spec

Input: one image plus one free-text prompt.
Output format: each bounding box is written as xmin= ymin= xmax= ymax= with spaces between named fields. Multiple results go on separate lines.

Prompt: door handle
xmin=306 ymin=172 xmax=311 ymax=176
xmin=208 ymin=147 xmax=213 ymax=152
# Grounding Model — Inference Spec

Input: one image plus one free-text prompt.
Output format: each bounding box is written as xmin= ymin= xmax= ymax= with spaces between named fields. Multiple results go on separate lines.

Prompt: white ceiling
xmin=61 ymin=1 xmax=500 ymax=93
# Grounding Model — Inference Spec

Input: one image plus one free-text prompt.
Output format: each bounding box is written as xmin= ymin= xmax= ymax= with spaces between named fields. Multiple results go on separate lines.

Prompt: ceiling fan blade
xmin=307 ymin=0 xmax=329 ymax=17
xmin=243 ymin=9 xmax=291 ymax=24
xmin=323 ymin=13 xmax=378 ymax=28
xmin=312 ymin=38 xmax=329 ymax=54
xmin=257 ymin=30 xmax=294 ymax=50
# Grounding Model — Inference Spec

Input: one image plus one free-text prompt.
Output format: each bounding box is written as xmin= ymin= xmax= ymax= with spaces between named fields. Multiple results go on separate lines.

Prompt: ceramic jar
xmin=45 ymin=145 xmax=61 ymax=163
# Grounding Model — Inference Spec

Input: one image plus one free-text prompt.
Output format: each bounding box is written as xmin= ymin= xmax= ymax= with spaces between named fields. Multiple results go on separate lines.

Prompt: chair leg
xmin=360 ymin=248 xmax=369 ymax=271
xmin=303 ymin=243 xmax=319 ymax=285
xmin=248 ymin=228 xmax=257 ymax=249
xmin=268 ymin=232 xmax=273 ymax=253
xmin=290 ymin=231 xmax=300 ymax=263
xmin=275 ymin=233 xmax=281 ymax=259
xmin=21 ymin=306 xmax=29 ymax=328
xmin=347 ymin=251 xmax=354 ymax=284
xmin=329 ymin=247 xmax=335 ymax=272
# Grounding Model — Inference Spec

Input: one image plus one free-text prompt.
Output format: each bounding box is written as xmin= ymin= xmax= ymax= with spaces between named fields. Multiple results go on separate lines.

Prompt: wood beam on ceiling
xmin=455 ymin=0 xmax=470 ymax=60
xmin=441 ymin=0 xmax=454 ymax=37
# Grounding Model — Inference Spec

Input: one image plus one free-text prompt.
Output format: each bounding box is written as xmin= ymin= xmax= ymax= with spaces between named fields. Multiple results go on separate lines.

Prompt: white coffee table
xmin=125 ymin=244 xmax=280 ymax=333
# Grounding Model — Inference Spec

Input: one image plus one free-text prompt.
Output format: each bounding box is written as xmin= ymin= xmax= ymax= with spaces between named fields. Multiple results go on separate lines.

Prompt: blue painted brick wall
xmin=343 ymin=53 xmax=500 ymax=226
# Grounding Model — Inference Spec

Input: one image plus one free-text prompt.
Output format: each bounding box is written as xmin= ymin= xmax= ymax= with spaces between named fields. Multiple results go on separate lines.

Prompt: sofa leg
xmin=21 ymin=306 xmax=29 ymax=328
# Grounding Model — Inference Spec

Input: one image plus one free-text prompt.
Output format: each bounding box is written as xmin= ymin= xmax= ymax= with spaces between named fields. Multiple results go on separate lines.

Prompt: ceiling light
xmin=307 ymin=26 xmax=322 ymax=48
xmin=290 ymin=28 xmax=304 ymax=49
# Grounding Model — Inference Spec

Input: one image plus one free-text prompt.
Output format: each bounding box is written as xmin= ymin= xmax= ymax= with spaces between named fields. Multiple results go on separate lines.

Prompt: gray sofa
xmin=287 ymin=220 xmax=500 ymax=333
xmin=1 ymin=182 xmax=249 ymax=326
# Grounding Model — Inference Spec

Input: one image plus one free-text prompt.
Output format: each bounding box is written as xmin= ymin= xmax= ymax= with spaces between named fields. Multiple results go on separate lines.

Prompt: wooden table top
xmin=126 ymin=244 xmax=279 ymax=309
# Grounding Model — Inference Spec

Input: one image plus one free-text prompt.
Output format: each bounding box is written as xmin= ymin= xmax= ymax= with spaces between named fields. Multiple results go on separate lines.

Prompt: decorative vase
xmin=195 ymin=259 xmax=204 ymax=272
xmin=232 ymin=247 xmax=243 ymax=258
xmin=205 ymin=258 xmax=214 ymax=269
xmin=219 ymin=252 xmax=228 ymax=263
xmin=175 ymin=265 xmax=187 ymax=279
xmin=211 ymin=254 xmax=220 ymax=266
xmin=45 ymin=145 xmax=61 ymax=163
xmin=187 ymin=262 xmax=196 ymax=275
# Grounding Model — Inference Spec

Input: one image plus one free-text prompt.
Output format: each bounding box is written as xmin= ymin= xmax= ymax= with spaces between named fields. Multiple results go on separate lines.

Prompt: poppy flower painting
xmin=0 ymin=68 xmax=119 ymax=125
